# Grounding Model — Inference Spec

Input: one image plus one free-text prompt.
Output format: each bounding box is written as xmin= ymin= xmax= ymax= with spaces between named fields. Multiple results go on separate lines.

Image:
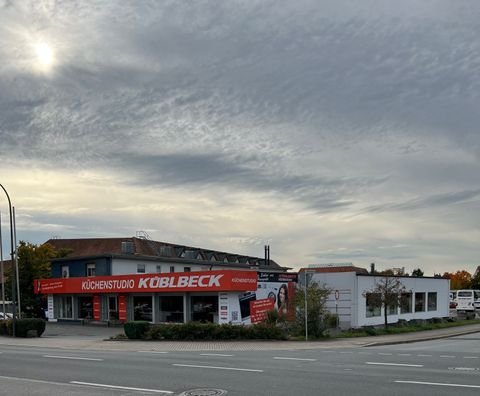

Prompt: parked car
xmin=0 ymin=312 xmax=13 ymax=319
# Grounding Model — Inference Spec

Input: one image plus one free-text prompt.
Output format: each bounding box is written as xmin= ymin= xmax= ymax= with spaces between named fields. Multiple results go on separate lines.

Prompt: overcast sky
xmin=0 ymin=0 xmax=479 ymax=275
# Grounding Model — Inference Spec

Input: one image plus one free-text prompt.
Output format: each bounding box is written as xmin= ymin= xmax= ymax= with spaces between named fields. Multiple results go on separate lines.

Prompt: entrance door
xmin=108 ymin=296 xmax=119 ymax=320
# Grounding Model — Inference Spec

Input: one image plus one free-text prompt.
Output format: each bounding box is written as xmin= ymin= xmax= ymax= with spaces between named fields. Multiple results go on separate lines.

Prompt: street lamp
xmin=0 ymin=183 xmax=17 ymax=336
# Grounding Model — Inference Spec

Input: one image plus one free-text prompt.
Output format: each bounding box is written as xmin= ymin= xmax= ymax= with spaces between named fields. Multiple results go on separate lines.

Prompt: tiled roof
xmin=43 ymin=237 xmax=283 ymax=269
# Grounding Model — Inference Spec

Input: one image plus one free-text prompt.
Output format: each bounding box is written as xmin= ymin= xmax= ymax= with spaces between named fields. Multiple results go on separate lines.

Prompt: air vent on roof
xmin=121 ymin=241 xmax=135 ymax=254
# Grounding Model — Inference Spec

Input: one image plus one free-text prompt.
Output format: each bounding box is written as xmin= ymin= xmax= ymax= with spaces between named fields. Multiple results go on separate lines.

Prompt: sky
xmin=0 ymin=0 xmax=479 ymax=275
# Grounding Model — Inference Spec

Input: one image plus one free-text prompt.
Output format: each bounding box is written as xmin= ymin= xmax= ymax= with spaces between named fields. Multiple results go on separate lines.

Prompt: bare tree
xmin=363 ymin=276 xmax=408 ymax=329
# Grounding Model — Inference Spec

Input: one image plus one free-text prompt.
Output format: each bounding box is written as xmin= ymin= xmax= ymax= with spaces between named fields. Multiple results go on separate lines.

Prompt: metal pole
xmin=13 ymin=207 xmax=20 ymax=317
xmin=304 ymin=270 xmax=308 ymax=342
xmin=0 ymin=183 xmax=16 ymax=336
xmin=0 ymin=211 xmax=6 ymax=317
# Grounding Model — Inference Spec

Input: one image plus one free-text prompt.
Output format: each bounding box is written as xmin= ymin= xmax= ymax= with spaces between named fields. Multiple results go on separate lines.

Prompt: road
xmin=0 ymin=333 xmax=479 ymax=395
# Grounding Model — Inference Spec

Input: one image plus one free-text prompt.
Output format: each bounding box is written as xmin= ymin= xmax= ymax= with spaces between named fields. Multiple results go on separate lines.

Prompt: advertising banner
xmin=34 ymin=270 xmax=258 ymax=294
xmin=93 ymin=295 xmax=101 ymax=320
xmin=250 ymin=298 xmax=275 ymax=324
xmin=118 ymin=295 xmax=127 ymax=322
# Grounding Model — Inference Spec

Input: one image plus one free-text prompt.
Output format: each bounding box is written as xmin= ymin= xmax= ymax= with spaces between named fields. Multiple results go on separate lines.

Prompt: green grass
xmin=335 ymin=319 xmax=480 ymax=338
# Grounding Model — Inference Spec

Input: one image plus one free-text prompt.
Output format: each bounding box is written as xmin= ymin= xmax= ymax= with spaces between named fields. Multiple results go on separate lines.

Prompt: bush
xmin=124 ymin=321 xmax=150 ymax=339
xmin=0 ymin=320 xmax=9 ymax=335
xmin=144 ymin=322 xmax=287 ymax=341
xmin=6 ymin=319 xmax=46 ymax=337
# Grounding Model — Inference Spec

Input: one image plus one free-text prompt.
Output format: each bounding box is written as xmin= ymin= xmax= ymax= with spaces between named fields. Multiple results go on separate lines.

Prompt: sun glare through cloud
xmin=33 ymin=42 xmax=55 ymax=71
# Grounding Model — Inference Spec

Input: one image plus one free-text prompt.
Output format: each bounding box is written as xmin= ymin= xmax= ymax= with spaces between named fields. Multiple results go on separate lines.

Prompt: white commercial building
xmin=300 ymin=265 xmax=450 ymax=329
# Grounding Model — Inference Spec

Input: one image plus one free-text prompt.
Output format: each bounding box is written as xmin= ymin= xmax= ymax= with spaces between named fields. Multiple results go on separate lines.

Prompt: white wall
xmin=306 ymin=272 xmax=449 ymax=328
xmin=356 ymin=275 xmax=450 ymax=328
xmin=111 ymin=259 xmax=205 ymax=275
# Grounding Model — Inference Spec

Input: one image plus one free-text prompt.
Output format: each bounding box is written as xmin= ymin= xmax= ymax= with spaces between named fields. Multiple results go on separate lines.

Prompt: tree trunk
xmin=384 ymin=304 xmax=388 ymax=329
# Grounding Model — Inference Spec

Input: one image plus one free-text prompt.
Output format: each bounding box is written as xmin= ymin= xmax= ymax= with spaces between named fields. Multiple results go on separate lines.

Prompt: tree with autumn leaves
xmin=442 ymin=268 xmax=480 ymax=290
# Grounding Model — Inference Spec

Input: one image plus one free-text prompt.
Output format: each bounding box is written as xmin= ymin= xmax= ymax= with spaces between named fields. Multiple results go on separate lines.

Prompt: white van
xmin=455 ymin=290 xmax=480 ymax=312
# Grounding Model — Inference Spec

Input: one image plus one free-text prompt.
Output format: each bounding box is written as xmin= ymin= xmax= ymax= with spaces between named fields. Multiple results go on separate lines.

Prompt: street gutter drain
xmin=178 ymin=389 xmax=227 ymax=396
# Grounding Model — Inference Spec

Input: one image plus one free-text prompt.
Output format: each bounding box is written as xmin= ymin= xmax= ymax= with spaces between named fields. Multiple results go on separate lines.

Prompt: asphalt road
xmin=0 ymin=333 xmax=479 ymax=396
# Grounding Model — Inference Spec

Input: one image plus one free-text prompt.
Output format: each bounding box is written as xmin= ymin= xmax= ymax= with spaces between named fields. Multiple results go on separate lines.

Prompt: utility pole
xmin=0 ymin=183 xmax=16 ymax=336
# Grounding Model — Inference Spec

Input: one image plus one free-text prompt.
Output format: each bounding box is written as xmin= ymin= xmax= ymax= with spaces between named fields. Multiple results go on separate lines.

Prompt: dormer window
xmin=86 ymin=263 xmax=96 ymax=277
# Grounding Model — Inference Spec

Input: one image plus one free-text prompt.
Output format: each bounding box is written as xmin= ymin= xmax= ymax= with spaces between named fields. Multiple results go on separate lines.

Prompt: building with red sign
xmin=34 ymin=237 xmax=297 ymax=324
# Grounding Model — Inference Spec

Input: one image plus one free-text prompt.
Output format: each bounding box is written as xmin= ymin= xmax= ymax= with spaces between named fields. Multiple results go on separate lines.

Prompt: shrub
xmin=145 ymin=322 xmax=287 ymax=341
xmin=124 ymin=321 xmax=150 ymax=339
xmin=0 ymin=320 xmax=9 ymax=335
xmin=12 ymin=319 xmax=46 ymax=337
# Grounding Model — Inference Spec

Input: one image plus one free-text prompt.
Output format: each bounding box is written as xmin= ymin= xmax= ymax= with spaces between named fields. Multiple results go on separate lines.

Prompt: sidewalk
xmin=0 ymin=322 xmax=479 ymax=352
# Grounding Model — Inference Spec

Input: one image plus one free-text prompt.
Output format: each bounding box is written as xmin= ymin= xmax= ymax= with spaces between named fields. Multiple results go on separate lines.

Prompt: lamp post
xmin=0 ymin=183 xmax=16 ymax=336
xmin=304 ymin=270 xmax=308 ymax=341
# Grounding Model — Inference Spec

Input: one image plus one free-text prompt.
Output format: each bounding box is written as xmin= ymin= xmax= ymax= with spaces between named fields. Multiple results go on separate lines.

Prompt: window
xmin=170 ymin=266 xmax=175 ymax=273
xmin=184 ymin=267 xmax=191 ymax=272
xmin=387 ymin=296 xmax=398 ymax=316
xmin=156 ymin=265 xmax=162 ymax=273
xmin=108 ymin=296 xmax=118 ymax=320
xmin=86 ymin=263 xmax=96 ymax=277
xmin=59 ymin=296 xmax=73 ymax=318
xmin=400 ymin=293 xmax=412 ymax=313
xmin=415 ymin=292 xmax=426 ymax=312
xmin=191 ymin=296 xmax=218 ymax=322
xmin=159 ymin=296 xmax=184 ymax=323
xmin=61 ymin=266 xmax=69 ymax=278
xmin=428 ymin=292 xmax=437 ymax=311
xmin=78 ymin=296 xmax=93 ymax=319
xmin=133 ymin=296 xmax=153 ymax=322
xmin=137 ymin=264 xmax=146 ymax=273
xmin=365 ymin=293 xmax=381 ymax=317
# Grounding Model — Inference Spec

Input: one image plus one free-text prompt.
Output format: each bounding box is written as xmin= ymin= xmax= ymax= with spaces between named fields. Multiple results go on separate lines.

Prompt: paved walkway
xmin=0 ymin=322 xmax=479 ymax=352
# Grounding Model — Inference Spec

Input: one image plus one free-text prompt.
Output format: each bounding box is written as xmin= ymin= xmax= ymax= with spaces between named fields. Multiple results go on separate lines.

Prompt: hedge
xmin=0 ymin=319 xmax=46 ymax=337
xmin=124 ymin=321 xmax=150 ymax=339
xmin=123 ymin=322 xmax=288 ymax=340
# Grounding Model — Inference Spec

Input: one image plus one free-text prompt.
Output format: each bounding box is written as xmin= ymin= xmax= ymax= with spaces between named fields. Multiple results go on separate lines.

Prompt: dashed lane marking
xmin=44 ymin=355 xmax=103 ymax=361
xmin=173 ymin=364 xmax=263 ymax=373
xmin=395 ymin=380 xmax=480 ymax=389
xmin=274 ymin=357 xmax=317 ymax=361
xmin=70 ymin=381 xmax=173 ymax=393
xmin=366 ymin=362 xmax=423 ymax=367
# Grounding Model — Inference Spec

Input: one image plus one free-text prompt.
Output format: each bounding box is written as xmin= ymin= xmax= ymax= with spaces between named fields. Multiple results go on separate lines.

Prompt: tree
xmin=294 ymin=280 xmax=331 ymax=338
xmin=411 ymin=268 xmax=424 ymax=277
xmin=363 ymin=276 xmax=408 ymax=329
xmin=448 ymin=270 xmax=472 ymax=290
xmin=470 ymin=266 xmax=480 ymax=289
xmin=5 ymin=242 xmax=58 ymax=318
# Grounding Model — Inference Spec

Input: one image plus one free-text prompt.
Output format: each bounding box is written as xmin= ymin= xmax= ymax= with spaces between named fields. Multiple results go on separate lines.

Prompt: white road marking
xmin=395 ymin=380 xmax=480 ymax=389
xmin=448 ymin=367 xmax=478 ymax=371
xmin=358 ymin=352 xmax=373 ymax=355
xmin=44 ymin=355 xmax=103 ymax=361
xmin=417 ymin=354 xmax=432 ymax=357
xmin=70 ymin=381 xmax=173 ymax=393
xmin=173 ymin=364 xmax=263 ymax=372
xmin=463 ymin=356 xmax=478 ymax=359
xmin=339 ymin=351 xmax=353 ymax=354
xmin=366 ymin=362 xmax=423 ymax=367
xmin=440 ymin=355 xmax=456 ymax=358
xmin=378 ymin=353 xmax=392 ymax=356
xmin=138 ymin=351 xmax=169 ymax=354
xmin=274 ymin=357 xmax=317 ymax=361
xmin=398 ymin=354 xmax=411 ymax=356
xmin=200 ymin=353 xmax=235 ymax=357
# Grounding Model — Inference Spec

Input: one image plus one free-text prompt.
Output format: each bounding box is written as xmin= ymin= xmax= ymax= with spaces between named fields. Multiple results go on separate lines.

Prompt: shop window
xmin=184 ymin=267 xmax=191 ymax=272
xmin=86 ymin=263 xmax=96 ymax=277
xmin=133 ymin=296 xmax=153 ymax=322
xmin=400 ymin=293 xmax=412 ymax=313
xmin=387 ymin=296 xmax=398 ymax=316
xmin=60 ymin=296 xmax=73 ymax=318
xmin=78 ymin=296 xmax=93 ymax=319
xmin=170 ymin=266 xmax=175 ymax=273
xmin=191 ymin=296 xmax=218 ymax=323
xmin=428 ymin=292 xmax=437 ymax=311
xmin=137 ymin=264 xmax=146 ymax=273
xmin=365 ymin=293 xmax=381 ymax=317
xmin=415 ymin=292 xmax=426 ymax=312
xmin=108 ymin=296 xmax=119 ymax=320
xmin=156 ymin=265 xmax=162 ymax=273
xmin=159 ymin=296 xmax=184 ymax=323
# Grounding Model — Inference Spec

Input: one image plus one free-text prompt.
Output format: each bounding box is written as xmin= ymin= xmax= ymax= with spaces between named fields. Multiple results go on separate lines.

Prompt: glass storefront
xmin=78 ymin=296 xmax=93 ymax=319
xmin=159 ymin=296 xmax=183 ymax=323
xmin=191 ymin=295 xmax=218 ymax=323
xmin=133 ymin=296 xmax=153 ymax=321
xmin=108 ymin=296 xmax=119 ymax=320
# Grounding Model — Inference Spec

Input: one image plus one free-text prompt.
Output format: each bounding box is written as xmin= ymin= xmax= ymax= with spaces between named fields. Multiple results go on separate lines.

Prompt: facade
xmin=299 ymin=265 xmax=450 ymax=329
xmin=34 ymin=237 xmax=297 ymax=325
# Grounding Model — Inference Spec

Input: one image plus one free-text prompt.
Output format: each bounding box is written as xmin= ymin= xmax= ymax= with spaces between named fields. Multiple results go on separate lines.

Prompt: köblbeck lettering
xmin=138 ymin=274 xmax=224 ymax=289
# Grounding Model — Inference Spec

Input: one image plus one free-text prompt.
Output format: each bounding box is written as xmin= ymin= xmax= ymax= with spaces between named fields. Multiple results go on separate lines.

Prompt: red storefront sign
xmin=34 ymin=270 xmax=257 ymax=294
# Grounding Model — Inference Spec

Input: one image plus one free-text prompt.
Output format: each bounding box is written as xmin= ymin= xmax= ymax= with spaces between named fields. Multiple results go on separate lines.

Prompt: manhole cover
xmin=178 ymin=389 xmax=227 ymax=396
